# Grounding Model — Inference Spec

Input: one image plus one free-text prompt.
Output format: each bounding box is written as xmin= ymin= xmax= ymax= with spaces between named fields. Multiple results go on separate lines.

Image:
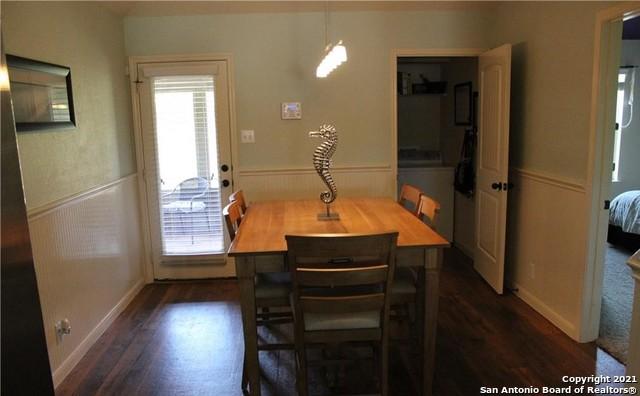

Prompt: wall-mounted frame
xmin=6 ymin=55 xmax=76 ymax=132
xmin=454 ymin=82 xmax=472 ymax=126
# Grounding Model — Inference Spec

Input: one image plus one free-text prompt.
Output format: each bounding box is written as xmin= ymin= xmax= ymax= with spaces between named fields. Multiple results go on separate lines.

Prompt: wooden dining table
xmin=228 ymin=197 xmax=450 ymax=396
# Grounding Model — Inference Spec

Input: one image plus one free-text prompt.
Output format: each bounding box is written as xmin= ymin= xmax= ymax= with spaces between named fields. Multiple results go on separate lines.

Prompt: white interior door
xmin=474 ymin=44 xmax=512 ymax=294
xmin=136 ymin=60 xmax=234 ymax=280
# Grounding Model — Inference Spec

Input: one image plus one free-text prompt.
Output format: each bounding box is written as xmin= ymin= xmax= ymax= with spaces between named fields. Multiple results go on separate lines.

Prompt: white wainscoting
xmin=27 ymin=174 xmax=145 ymax=387
xmin=236 ymin=165 xmax=394 ymax=202
xmin=506 ymin=168 xmax=587 ymax=341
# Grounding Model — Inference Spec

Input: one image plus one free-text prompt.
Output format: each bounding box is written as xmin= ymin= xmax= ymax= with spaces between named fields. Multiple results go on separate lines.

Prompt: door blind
xmin=151 ymin=75 xmax=224 ymax=257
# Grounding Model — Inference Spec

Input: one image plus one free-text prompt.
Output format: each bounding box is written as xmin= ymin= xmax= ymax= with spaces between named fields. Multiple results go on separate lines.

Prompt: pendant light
xmin=316 ymin=3 xmax=347 ymax=78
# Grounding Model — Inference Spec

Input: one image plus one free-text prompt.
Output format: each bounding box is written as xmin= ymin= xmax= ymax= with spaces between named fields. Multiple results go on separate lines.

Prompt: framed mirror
xmin=454 ymin=82 xmax=472 ymax=126
xmin=6 ymin=55 xmax=76 ymax=132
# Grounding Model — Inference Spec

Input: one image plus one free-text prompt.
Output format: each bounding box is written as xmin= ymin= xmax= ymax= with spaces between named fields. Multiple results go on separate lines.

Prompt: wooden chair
xmin=229 ymin=190 xmax=248 ymax=214
xmin=398 ymin=184 xmax=422 ymax=217
xmin=223 ymin=199 xmax=242 ymax=240
xmin=223 ymin=200 xmax=292 ymax=392
xmin=417 ymin=194 xmax=441 ymax=229
xmin=286 ymin=232 xmax=399 ymax=396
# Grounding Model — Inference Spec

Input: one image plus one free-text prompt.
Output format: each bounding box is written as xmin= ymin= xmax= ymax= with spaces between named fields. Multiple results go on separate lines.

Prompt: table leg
xmin=236 ymin=256 xmax=260 ymax=396
xmin=422 ymin=248 xmax=442 ymax=396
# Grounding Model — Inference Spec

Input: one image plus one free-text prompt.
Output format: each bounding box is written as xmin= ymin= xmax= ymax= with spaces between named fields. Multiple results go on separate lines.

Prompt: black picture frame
xmin=454 ymin=82 xmax=472 ymax=126
xmin=6 ymin=54 xmax=76 ymax=132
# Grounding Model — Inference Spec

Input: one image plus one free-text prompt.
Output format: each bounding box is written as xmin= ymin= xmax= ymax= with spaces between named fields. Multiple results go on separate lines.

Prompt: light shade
xmin=316 ymin=41 xmax=348 ymax=78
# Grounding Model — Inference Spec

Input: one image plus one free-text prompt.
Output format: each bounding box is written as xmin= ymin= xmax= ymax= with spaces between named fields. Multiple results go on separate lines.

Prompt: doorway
xmin=131 ymin=56 xmax=236 ymax=280
xmin=395 ymin=56 xmax=477 ymax=246
xmin=596 ymin=15 xmax=640 ymax=364
xmin=391 ymin=46 xmax=512 ymax=295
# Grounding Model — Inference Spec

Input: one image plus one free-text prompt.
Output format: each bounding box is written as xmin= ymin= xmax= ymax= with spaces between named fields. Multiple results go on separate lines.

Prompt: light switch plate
xmin=281 ymin=102 xmax=302 ymax=120
xmin=241 ymin=130 xmax=255 ymax=143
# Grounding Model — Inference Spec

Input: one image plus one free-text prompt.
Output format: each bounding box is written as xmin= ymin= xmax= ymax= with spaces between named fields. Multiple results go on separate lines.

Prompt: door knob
xmin=491 ymin=182 xmax=502 ymax=191
xmin=222 ymin=179 xmax=230 ymax=187
xmin=221 ymin=164 xmax=229 ymax=172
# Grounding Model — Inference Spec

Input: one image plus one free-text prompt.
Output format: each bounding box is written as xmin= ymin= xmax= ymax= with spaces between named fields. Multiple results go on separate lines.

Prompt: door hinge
xmin=604 ymin=200 xmax=611 ymax=210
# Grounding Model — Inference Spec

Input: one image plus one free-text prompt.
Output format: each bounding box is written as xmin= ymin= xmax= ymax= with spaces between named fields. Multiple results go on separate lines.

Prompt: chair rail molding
xmin=509 ymin=167 xmax=586 ymax=193
xmin=506 ymin=167 xmax=588 ymax=341
xmin=236 ymin=164 xmax=394 ymax=202
xmin=26 ymin=174 xmax=145 ymax=388
xmin=27 ymin=173 xmax=138 ymax=219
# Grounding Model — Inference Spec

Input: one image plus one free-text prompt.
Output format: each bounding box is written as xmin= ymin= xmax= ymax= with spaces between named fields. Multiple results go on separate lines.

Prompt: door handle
xmin=503 ymin=182 xmax=515 ymax=191
xmin=222 ymin=179 xmax=230 ymax=188
xmin=491 ymin=182 xmax=503 ymax=191
xmin=221 ymin=164 xmax=229 ymax=172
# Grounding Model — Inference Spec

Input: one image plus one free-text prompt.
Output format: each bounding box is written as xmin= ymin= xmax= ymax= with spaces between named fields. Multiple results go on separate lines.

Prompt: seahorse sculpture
xmin=309 ymin=124 xmax=338 ymax=205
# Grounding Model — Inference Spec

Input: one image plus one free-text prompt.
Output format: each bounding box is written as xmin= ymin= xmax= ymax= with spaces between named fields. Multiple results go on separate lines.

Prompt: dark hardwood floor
xmin=57 ymin=249 xmax=624 ymax=395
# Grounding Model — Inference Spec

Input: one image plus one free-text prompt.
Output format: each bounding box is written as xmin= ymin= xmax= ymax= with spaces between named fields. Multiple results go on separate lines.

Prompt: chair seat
xmin=255 ymin=272 xmax=291 ymax=300
xmin=163 ymin=200 xmax=206 ymax=213
xmin=392 ymin=267 xmax=417 ymax=295
xmin=304 ymin=310 xmax=380 ymax=331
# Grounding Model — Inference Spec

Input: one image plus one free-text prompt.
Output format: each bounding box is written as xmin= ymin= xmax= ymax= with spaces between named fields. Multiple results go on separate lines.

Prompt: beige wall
xmin=124 ymin=9 xmax=494 ymax=172
xmin=2 ymin=2 xmax=145 ymax=386
xmin=493 ymin=2 xmax=610 ymax=184
xmin=494 ymin=2 xmax=613 ymax=341
xmin=2 ymin=2 xmax=624 ymax=363
xmin=2 ymin=1 xmax=136 ymax=210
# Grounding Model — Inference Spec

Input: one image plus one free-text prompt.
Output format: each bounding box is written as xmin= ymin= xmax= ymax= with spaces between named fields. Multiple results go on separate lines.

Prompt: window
xmin=612 ymin=69 xmax=634 ymax=182
xmin=152 ymin=75 xmax=224 ymax=255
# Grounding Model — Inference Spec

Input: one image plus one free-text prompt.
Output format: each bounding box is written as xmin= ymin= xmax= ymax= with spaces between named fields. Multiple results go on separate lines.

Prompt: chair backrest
xmin=398 ymin=184 xmax=422 ymax=217
xmin=417 ymin=194 xmax=441 ymax=230
xmin=223 ymin=200 xmax=242 ymax=241
xmin=229 ymin=190 xmax=248 ymax=214
xmin=286 ymin=232 xmax=398 ymax=328
xmin=177 ymin=177 xmax=209 ymax=201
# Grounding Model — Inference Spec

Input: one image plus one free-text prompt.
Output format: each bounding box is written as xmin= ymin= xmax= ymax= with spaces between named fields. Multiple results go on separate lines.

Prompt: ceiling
xmin=101 ymin=1 xmax=497 ymax=17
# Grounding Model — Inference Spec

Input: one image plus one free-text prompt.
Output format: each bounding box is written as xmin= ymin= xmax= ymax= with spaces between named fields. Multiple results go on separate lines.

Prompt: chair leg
xmin=241 ymin=351 xmax=249 ymax=392
xmin=295 ymin=341 xmax=308 ymax=396
xmin=415 ymin=268 xmax=426 ymax=351
xmin=380 ymin=337 xmax=389 ymax=396
xmin=378 ymin=330 xmax=389 ymax=396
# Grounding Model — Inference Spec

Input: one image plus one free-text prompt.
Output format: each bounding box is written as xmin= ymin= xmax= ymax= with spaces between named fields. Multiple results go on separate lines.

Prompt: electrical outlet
xmin=240 ymin=130 xmax=255 ymax=144
xmin=529 ymin=260 xmax=536 ymax=280
xmin=55 ymin=318 xmax=72 ymax=343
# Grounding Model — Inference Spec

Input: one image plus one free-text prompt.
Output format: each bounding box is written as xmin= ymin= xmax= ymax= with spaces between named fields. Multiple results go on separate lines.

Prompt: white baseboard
xmin=52 ymin=279 xmax=145 ymax=388
xmin=511 ymin=282 xmax=578 ymax=340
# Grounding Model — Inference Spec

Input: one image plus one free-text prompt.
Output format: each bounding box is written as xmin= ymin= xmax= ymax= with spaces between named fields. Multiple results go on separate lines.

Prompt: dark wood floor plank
xmin=56 ymin=249 xmax=624 ymax=396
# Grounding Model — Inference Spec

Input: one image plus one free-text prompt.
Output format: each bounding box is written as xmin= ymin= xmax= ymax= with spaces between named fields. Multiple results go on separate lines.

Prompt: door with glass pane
xmin=136 ymin=60 xmax=233 ymax=279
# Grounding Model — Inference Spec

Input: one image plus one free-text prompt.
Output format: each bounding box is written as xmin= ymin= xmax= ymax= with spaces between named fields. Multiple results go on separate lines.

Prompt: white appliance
xmin=397 ymin=166 xmax=454 ymax=241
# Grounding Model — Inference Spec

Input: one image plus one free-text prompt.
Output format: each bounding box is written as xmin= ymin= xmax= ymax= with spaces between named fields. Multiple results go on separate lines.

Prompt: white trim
xmin=630 ymin=251 xmax=640 ymax=280
xmin=582 ymin=3 xmax=640 ymax=343
xmin=238 ymin=165 xmax=391 ymax=176
xmin=390 ymin=48 xmax=485 ymax=199
xmin=52 ymin=279 xmax=145 ymax=388
xmin=512 ymin=282 xmax=578 ymax=340
xmin=27 ymin=174 xmax=137 ymax=220
xmin=128 ymin=53 xmax=239 ymax=283
xmin=510 ymin=167 xmax=586 ymax=194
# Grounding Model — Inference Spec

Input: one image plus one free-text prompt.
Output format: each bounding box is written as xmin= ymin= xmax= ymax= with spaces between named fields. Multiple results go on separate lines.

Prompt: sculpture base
xmin=317 ymin=212 xmax=340 ymax=221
